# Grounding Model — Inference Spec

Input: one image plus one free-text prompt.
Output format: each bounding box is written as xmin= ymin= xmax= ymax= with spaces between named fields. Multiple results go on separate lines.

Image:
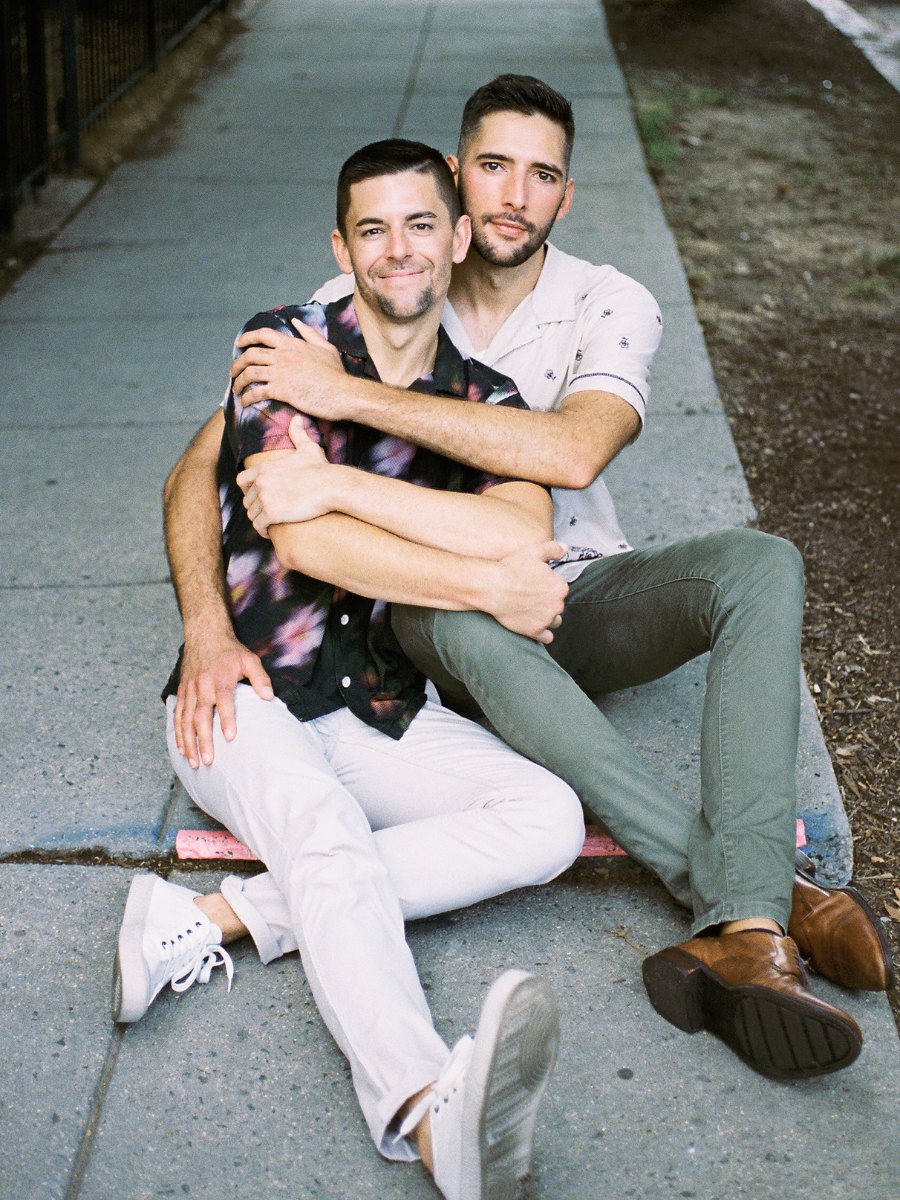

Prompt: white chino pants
xmin=167 ymin=686 xmax=582 ymax=1159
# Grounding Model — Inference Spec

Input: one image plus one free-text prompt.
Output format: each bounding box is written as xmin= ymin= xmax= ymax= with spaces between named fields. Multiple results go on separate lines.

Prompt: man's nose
xmin=501 ymin=171 xmax=527 ymax=210
xmin=385 ymin=227 xmax=410 ymax=260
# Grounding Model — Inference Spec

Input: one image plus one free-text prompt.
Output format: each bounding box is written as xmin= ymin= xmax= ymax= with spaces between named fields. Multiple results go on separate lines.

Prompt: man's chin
xmin=372 ymin=288 xmax=436 ymax=321
xmin=471 ymin=231 xmax=544 ymax=269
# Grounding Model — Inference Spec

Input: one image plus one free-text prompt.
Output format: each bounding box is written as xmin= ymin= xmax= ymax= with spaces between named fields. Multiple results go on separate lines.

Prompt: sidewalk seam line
xmin=392 ymin=2 xmax=437 ymax=136
xmin=64 ymin=1025 xmax=125 ymax=1200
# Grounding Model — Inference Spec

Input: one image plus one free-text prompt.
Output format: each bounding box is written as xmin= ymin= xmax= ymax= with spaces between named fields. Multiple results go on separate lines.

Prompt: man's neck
xmin=352 ymin=294 xmax=441 ymax=387
xmin=447 ymin=245 xmax=547 ymax=353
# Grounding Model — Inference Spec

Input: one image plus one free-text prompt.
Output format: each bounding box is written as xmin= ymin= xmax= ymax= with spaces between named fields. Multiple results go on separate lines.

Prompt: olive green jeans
xmin=393 ymin=528 xmax=804 ymax=935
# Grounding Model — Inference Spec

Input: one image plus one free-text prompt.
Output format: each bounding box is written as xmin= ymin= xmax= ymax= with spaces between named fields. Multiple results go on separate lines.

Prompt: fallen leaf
xmin=885 ymin=901 xmax=900 ymax=922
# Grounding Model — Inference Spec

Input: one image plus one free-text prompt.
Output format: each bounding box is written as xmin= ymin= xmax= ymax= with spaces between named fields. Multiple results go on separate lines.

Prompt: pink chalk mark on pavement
xmin=176 ymin=821 xmax=807 ymax=861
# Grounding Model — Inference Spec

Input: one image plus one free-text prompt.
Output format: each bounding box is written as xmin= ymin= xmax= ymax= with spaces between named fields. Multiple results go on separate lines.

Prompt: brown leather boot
xmin=789 ymin=872 xmax=894 ymax=991
xmin=642 ymin=931 xmax=862 ymax=1080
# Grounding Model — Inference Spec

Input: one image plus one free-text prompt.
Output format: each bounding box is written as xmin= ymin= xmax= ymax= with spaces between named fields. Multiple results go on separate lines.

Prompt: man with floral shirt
xmin=161 ymin=77 xmax=892 ymax=1084
xmin=114 ymin=140 xmax=586 ymax=1200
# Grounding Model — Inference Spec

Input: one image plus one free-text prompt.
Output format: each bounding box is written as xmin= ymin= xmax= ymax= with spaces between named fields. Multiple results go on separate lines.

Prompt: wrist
xmin=182 ymin=612 xmax=235 ymax=646
xmin=460 ymin=559 xmax=500 ymax=614
xmin=324 ymin=463 xmax=356 ymax=515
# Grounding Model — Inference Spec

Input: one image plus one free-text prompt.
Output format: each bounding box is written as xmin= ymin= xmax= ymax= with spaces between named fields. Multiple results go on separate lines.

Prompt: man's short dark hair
xmin=336 ymin=139 xmax=461 ymax=237
xmin=458 ymin=74 xmax=575 ymax=168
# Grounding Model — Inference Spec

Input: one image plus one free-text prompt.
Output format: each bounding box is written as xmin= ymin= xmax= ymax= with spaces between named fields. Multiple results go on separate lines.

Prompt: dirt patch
xmin=604 ymin=0 xmax=899 ymax=1018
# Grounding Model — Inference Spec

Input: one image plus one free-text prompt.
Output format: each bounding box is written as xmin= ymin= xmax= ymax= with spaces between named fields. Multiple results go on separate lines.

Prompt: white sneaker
xmin=402 ymin=970 xmax=560 ymax=1200
xmin=113 ymin=873 xmax=234 ymax=1024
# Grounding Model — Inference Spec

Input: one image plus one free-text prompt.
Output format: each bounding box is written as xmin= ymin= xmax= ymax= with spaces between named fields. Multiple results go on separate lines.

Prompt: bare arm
xmin=322 ymin=383 xmax=639 ymax=490
xmin=250 ymin=451 xmax=568 ymax=641
xmin=163 ymin=409 xmax=229 ymax=636
xmin=231 ymin=322 xmax=639 ymax=488
xmin=237 ymin=422 xmax=553 ymax=555
xmin=163 ymin=409 xmax=273 ymax=769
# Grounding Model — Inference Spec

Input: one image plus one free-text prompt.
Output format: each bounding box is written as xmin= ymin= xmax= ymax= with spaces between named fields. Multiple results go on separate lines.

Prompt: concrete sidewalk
xmin=1 ymin=2 xmax=897 ymax=1197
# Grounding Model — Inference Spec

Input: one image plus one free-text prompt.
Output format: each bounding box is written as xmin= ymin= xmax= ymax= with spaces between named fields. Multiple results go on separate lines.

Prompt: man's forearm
xmin=271 ymin=513 xmax=501 ymax=610
xmin=324 ymin=468 xmax=551 ymax=559
xmin=330 ymin=376 xmax=638 ymax=489
xmin=163 ymin=411 xmax=232 ymax=638
xmin=268 ymin=511 xmax=567 ymax=649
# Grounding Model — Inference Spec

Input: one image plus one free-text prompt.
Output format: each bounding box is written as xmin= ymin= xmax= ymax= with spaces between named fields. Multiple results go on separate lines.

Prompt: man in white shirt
xmin=163 ymin=76 xmax=892 ymax=1082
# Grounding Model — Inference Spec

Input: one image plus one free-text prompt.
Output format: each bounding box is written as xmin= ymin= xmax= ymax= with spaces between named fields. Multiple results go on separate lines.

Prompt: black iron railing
xmin=1 ymin=0 xmax=228 ymax=232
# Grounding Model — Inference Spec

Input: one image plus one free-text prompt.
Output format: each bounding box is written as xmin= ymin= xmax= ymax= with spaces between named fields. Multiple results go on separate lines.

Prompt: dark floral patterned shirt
xmin=164 ymin=295 xmax=526 ymax=739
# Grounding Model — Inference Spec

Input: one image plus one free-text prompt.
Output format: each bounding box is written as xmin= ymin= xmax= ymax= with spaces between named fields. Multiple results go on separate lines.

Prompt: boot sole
xmin=459 ymin=970 xmax=560 ymax=1200
xmin=642 ymin=948 xmax=862 ymax=1080
xmin=112 ymin=874 xmax=156 ymax=1024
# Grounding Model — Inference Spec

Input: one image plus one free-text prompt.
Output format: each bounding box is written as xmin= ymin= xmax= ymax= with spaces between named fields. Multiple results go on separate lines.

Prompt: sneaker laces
xmin=161 ymin=927 xmax=234 ymax=995
xmin=398 ymin=1034 xmax=474 ymax=1140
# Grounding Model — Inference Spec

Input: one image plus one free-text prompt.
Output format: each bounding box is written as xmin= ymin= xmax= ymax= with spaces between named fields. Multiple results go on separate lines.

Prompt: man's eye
xmin=536 ymin=171 xmax=554 ymax=183
xmin=361 ymin=228 xmax=383 ymax=237
xmin=483 ymin=162 xmax=502 ymax=172
xmin=412 ymin=223 xmax=434 ymax=232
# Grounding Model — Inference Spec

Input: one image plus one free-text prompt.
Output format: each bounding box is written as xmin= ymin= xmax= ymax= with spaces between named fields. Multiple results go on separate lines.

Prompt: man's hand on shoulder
xmin=174 ymin=631 xmax=273 ymax=769
xmin=484 ymin=541 xmax=569 ymax=643
xmin=231 ymin=319 xmax=350 ymax=418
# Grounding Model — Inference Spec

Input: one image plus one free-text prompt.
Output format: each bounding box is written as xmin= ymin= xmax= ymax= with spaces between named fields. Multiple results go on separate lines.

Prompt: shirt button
xmin=341 ymin=676 xmax=351 ymax=688
xmin=340 ymin=614 xmax=349 ymax=626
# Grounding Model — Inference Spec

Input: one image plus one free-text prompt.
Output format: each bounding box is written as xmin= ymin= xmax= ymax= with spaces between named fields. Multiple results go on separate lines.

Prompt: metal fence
xmin=1 ymin=0 xmax=228 ymax=232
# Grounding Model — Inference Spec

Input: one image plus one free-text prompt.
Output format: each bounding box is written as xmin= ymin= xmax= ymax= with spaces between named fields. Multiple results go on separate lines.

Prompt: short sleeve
xmin=565 ymin=272 xmax=663 ymax=427
xmin=225 ymin=304 xmax=328 ymax=466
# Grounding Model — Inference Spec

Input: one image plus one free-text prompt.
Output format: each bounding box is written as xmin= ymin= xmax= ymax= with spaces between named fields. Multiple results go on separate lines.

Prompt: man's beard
xmin=460 ymin=185 xmax=562 ymax=268
xmin=358 ymin=273 xmax=437 ymax=321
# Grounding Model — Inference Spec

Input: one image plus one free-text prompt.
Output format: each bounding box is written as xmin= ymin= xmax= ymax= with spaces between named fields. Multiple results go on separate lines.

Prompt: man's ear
xmin=452 ymin=214 xmax=471 ymax=264
xmin=556 ymin=178 xmax=575 ymax=222
xmin=331 ymin=229 xmax=353 ymax=275
xmin=445 ymin=154 xmax=460 ymax=183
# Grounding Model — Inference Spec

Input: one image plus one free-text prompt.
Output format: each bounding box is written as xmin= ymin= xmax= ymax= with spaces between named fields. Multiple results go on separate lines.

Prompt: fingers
xmin=216 ymin=683 xmax=238 ymax=743
xmin=173 ymin=687 xmax=188 ymax=759
xmin=288 ymin=413 xmax=317 ymax=448
xmin=540 ymin=540 xmax=569 ymax=562
xmin=236 ymin=466 xmax=257 ymax=493
xmin=233 ymin=367 xmax=273 ymax=402
xmin=234 ymin=327 xmax=291 ymax=351
xmin=193 ymin=691 xmax=217 ymax=767
xmin=177 ymin=684 xmax=201 ymax=770
xmin=241 ymin=488 xmax=270 ymax=537
xmin=242 ymin=652 xmax=274 ymax=701
xmin=291 ymin=318 xmax=329 ymax=345
xmin=231 ymin=346 xmax=274 ymax=378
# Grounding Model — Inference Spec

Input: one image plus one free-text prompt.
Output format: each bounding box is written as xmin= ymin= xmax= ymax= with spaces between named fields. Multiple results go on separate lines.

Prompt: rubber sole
xmin=112 ymin=874 xmax=156 ymax=1024
xmin=642 ymin=949 xmax=862 ymax=1080
xmin=459 ymin=971 xmax=560 ymax=1200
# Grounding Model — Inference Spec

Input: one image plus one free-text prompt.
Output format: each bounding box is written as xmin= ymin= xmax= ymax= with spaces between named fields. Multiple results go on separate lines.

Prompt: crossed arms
xmin=166 ymin=407 xmax=572 ymax=768
xmin=166 ymin=326 xmax=640 ymax=766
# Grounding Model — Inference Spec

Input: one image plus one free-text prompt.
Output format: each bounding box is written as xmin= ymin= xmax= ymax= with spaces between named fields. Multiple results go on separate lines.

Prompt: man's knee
xmin=520 ymin=776 xmax=586 ymax=881
xmin=709 ymin=528 xmax=805 ymax=606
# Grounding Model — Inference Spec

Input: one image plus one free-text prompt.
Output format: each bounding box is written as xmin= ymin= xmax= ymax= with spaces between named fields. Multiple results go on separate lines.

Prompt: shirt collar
xmin=528 ymin=243 xmax=576 ymax=326
xmin=442 ymin=242 xmax=576 ymax=361
xmin=323 ymin=294 xmax=468 ymax=398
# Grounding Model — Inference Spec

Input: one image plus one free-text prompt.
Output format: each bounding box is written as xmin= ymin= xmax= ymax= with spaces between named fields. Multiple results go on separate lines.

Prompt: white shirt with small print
xmin=313 ymin=243 xmax=663 ymax=579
